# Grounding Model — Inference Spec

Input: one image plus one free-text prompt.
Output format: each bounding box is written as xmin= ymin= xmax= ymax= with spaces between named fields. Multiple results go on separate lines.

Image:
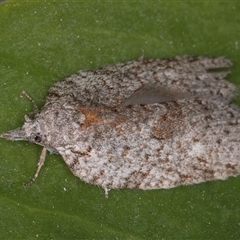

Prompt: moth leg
xmin=24 ymin=147 xmax=47 ymax=187
xmin=104 ymin=188 xmax=110 ymax=199
xmin=22 ymin=90 xmax=39 ymax=114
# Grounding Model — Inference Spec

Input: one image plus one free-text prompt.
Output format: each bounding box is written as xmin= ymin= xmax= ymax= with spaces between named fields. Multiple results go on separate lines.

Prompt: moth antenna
xmin=22 ymin=90 xmax=39 ymax=113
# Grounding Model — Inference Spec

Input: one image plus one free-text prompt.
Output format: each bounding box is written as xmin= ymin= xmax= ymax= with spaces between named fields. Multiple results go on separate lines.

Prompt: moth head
xmin=1 ymin=114 xmax=45 ymax=146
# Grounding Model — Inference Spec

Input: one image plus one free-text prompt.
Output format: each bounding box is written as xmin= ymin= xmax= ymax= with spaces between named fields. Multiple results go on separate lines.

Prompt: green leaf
xmin=1 ymin=1 xmax=240 ymax=239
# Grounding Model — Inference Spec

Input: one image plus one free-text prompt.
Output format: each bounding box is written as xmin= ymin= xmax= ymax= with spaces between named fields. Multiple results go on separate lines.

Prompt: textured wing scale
xmin=46 ymin=56 xmax=234 ymax=108
xmin=57 ymin=99 xmax=240 ymax=190
xmin=44 ymin=56 xmax=240 ymax=191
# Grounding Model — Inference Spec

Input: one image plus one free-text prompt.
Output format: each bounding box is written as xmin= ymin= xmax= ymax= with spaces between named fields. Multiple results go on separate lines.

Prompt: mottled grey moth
xmin=1 ymin=56 xmax=240 ymax=196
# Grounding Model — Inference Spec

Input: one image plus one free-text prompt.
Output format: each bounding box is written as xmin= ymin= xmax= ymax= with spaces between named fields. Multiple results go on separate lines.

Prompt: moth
xmin=1 ymin=56 xmax=240 ymax=196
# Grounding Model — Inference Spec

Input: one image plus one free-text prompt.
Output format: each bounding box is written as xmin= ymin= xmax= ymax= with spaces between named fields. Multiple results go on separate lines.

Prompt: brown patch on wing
xmin=79 ymin=107 xmax=103 ymax=127
xmin=152 ymin=111 xmax=186 ymax=140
